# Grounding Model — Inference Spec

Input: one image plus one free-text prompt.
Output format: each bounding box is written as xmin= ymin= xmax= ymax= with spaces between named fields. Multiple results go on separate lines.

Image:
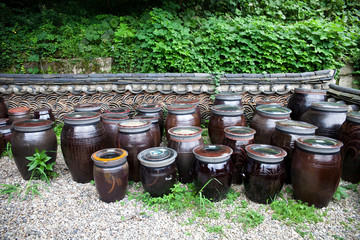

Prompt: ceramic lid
xmin=0 ymin=125 xmax=13 ymax=134
xmin=117 ymin=119 xmax=151 ymax=133
xmin=168 ymin=126 xmax=203 ymax=140
xmin=8 ymin=107 xmax=30 ymax=116
xmin=255 ymin=99 xmax=283 ymax=107
xmin=193 ymin=144 xmax=233 ymax=163
xmin=101 ymin=113 xmax=129 ymax=124
xmin=174 ymin=98 xmax=200 ymax=106
xmin=245 ymin=144 xmax=287 ymax=163
xmin=256 ymin=105 xmax=292 ymax=118
xmin=0 ymin=118 xmax=10 ymax=125
xmin=211 ymin=105 xmax=244 ymax=116
xmin=137 ymin=103 xmax=162 ymax=112
xmin=224 ymin=126 xmax=256 ymax=140
xmin=167 ymin=103 xmax=196 ymax=114
xmin=104 ymin=107 xmax=130 ymax=115
xmin=294 ymin=88 xmax=327 ymax=94
xmin=63 ymin=112 xmax=101 ymax=125
xmin=311 ymin=102 xmax=348 ymax=112
xmin=275 ymin=120 xmax=318 ymax=135
xmin=346 ymin=111 xmax=360 ymax=124
xmin=215 ymin=92 xmax=242 ymax=101
xmin=92 ymin=148 xmax=128 ymax=167
xmin=132 ymin=116 xmax=159 ymax=123
xmin=13 ymin=119 xmax=53 ymax=132
xmin=296 ymin=136 xmax=343 ymax=153
xmin=74 ymin=102 xmax=102 ymax=112
xmin=138 ymin=147 xmax=177 ymax=168
xmin=34 ymin=108 xmax=52 ymax=114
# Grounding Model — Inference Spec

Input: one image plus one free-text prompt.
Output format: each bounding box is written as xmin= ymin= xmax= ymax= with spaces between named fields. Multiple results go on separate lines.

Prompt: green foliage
xmin=333 ymin=186 xmax=349 ymax=201
xmin=53 ymin=121 xmax=63 ymax=144
xmin=25 ymin=148 xmax=57 ymax=183
xmin=1 ymin=142 xmax=13 ymax=158
xmin=0 ymin=183 xmax=21 ymax=204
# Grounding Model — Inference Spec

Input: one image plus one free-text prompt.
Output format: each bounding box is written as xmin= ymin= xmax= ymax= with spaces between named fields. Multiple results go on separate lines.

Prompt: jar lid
xmin=275 ymin=120 xmax=318 ymax=134
xmin=346 ymin=111 xmax=360 ymax=123
xmin=211 ymin=105 xmax=244 ymax=116
xmin=0 ymin=118 xmax=10 ymax=125
xmin=296 ymin=136 xmax=343 ymax=154
xmin=104 ymin=107 xmax=130 ymax=115
xmin=168 ymin=126 xmax=203 ymax=140
xmin=224 ymin=126 xmax=256 ymax=140
xmin=101 ymin=113 xmax=129 ymax=124
xmin=117 ymin=120 xmax=151 ymax=133
xmin=294 ymin=88 xmax=327 ymax=94
xmin=137 ymin=103 xmax=162 ymax=113
xmin=92 ymin=148 xmax=128 ymax=167
xmin=138 ymin=147 xmax=177 ymax=168
xmin=245 ymin=144 xmax=287 ymax=163
xmin=74 ymin=103 xmax=102 ymax=112
xmin=193 ymin=144 xmax=233 ymax=163
xmin=8 ymin=107 xmax=30 ymax=116
xmin=167 ymin=103 xmax=196 ymax=114
xmin=215 ymin=92 xmax=242 ymax=101
xmin=256 ymin=105 xmax=292 ymax=118
xmin=311 ymin=102 xmax=348 ymax=112
xmin=132 ymin=116 xmax=158 ymax=123
xmin=34 ymin=108 xmax=52 ymax=114
xmin=63 ymin=112 xmax=101 ymax=125
xmin=0 ymin=125 xmax=13 ymax=134
xmin=13 ymin=119 xmax=53 ymax=132
xmin=174 ymin=98 xmax=200 ymax=106
xmin=255 ymin=99 xmax=283 ymax=107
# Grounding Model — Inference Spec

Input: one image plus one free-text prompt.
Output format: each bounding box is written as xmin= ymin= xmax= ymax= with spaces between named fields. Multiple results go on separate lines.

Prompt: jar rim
xmin=101 ymin=113 xmax=129 ymax=123
xmin=275 ymin=120 xmax=318 ymax=134
xmin=311 ymin=102 xmax=348 ymax=112
xmin=173 ymin=98 xmax=200 ymax=105
xmin=8 ymin=107 xmax=30 ymax=115
xmin=74 ymin=102 xmax=102 ymax=112
xmin=13 ymin=119 xmax=53 ymax=132
xmin=168 ymin=126 xmax=203 ymax=139
xmin=167 ymin=103 xmax=196 ymax=114
xmin=245 ymin=144 xmax=287 ymax=163
xmin=346 ymin=111 xmax=360 ymax=123
xmin=224 ymin=126 xmax=256 ymax=138
xmin=256 ymin=105 xmax=292 ymax=117
xmin=92 ymin=148 xmax=128 ymax=167
xmin=215 ymin=92 xmax=242 ymax=100
xmin=138 ymin=147 xmax=177 ymax=168
xmin=63 ymin=112 xmax=101 ymax=125
xmin=117 ymin=120 xmax=151 ymax=133
xmin=132 ymin=116 xmax=159 ymax=123
xmin=137 ymin=103 xmax=162 ymax=112
xmin=211 ymin=104 xmax=244 ymax=116
xmin=296 ymin=136 xmax=343 ymax=153
xmin=104 ymin=108 xmax=130 ymax=114
xmin=255 ymin=99 xmax=283 ymax=106
xmin=193 ymin=144 xmax=233 ymax=163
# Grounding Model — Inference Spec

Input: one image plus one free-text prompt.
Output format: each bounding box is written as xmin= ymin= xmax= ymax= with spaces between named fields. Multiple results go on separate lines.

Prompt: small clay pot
xmin=8 ymin=107 xmax=31 ymax=123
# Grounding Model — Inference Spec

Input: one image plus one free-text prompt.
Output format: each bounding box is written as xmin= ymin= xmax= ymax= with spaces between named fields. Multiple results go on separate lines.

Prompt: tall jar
xmin=74 ymin=102 xmax=103 ymax=113
xmin=11 ymin=119 xmax=57 ymax=180
xmin=193 ymin=144 xmax=233 ymax=201
xmin=92 ymin=148 xmax=129 ymax=203
xmin=208 ymin=105 xmax=246 ymax=144
xmin=338 ymin=111 xmax=360 ymax=183
xmin=270 ymin=120 xmax=317 ymax=184
xmin=173 ymin=98 xmax=201 ymax=120
xmin=244 ymin=144 xmax=286 ymax=204
xmin=300 ymin=102 xmax=348 ymax=139
xmin=34 ymin=108 xmax=55 ymax=121
xmin=292 ymin=136 xmax=343 ymax=208
xmin=168 ymin=126 xmax=204 ymax=183
xmin=0 ymin=125 xmax=13 ymax=143
xmin=223 ymin=126 xmax=256 ymax=184
xmin=250 ymin=105 xmax=291 ymax=144
xmin=61 ymin=112 xmax=106 ymax=183
xmin=8 ymin=107 xmax=31 ymax=123
xmin=165 ymin=103 xmax=201 ymax=140
xmin=287 ymin=88 xmax=327 ymax=120
xmin=138 ymin=147 xmax=178 ymax=197
xmin=132 ymin=116 xmax=161 ymax=147
xmin=0 ymin=96 xmax=8 ymax=118
xmin=117 ymin=120 xmax=154 ymax=182
xmin=214 ymin=92 xmax=243 ymax=107
xmin=137 ymin=103 xmax=164 ymax=138
xmin=101 ymin=113 xmax=129 ymax=148
xmin=104 ymin=107 xmax=130 ymax=116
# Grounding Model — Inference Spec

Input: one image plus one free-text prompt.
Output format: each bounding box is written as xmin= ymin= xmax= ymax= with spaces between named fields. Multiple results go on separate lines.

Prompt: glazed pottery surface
xmin=101 ymin=113 xmax=129 ymax=148
xmin=34 ymin=108 xmax=55 ymax=121
xmin=74 ymin=102 xmax=103 ymax=113
xmin=173 ymin=98 xmax=201 ymax=120
xmin=0 ymin=96 xmax=8 ymax=118
xmin=8 ymin=107 xmax=31 ymax=123
xmin=214 ymin=92 xmax=243 ymax=107
xmin=137 ymin=103 xmax=164 ymax=138
xmin=133 ymin=116 xmax=161 ymax=147
xmin=104 ymin=107 xmax=130 ymax=116
xmin=0 ymin=125 xmax=13 ymax=143
xmin=255 ymin=99 xmax=283 ymax=107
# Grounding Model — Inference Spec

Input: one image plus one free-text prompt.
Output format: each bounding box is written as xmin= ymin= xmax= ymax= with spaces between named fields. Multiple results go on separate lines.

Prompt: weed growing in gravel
xmin=0 ymin=183 xmax=21 ymax=204
xmin=342 ymin=183 xmax=359 ymax=193
xmin=26 ymin=148 xmax=58 ymax=183
xmin=333 ymin=186 xmax=349 ymax=201
xmin=1 ymin=142 xmax=13 ymax=158
xmin=53 ymin=121 xmax=64 ymax=145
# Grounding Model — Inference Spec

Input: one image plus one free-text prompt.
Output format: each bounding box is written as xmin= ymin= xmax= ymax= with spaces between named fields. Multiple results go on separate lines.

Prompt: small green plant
xmin=90 ymin=180 xmax=95 ymax=185
xmin=205 ymin=224 xmax=224 ymax=234
xmin=343 ymin=183 xmax=358 ymax=193
xmin=233 ymin=208 xmax=265 ymax=231
xmin=2 ymin=142 xmax=13 ymax=158
xmin=53 ymin=121 xmax=64 ymax=144
xmin=0 ymin=183 xmax=21 ymax=204
xmin=26 ymin=148 xmax=57 ymax=183
xmin=333 ymin=186 xmax=349 ymax=201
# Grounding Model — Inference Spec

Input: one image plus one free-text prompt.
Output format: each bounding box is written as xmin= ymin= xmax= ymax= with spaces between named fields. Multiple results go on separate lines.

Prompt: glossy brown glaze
xmin=214 ymin=92 xmax=243 ymax=107
xmin=0 ymin=125 xmax=13 ymax=143
xmin=0 ymin=96 xmax=8 ymax=118
xmin=34 ymin=108 xmax=55 ymax=121
xmin=173 ymin=98 xmax=201 ymax=120
xmin=104 ymin=108 xmax=130 ymax=116
xmin=11 ymin=119 xmax=57 ymax=180
xmin=137 ymin=103 xmax=164 ymax=138
xmin=101 ymin=113 xmax=129 ymax=148
xmin=0 ymin=134 xmax=5 ymax=156
xmin=8 ymin=107 xmax=31 ymax=123
xmin=255 ymin=99 xmax=283 ymax=107
xmin=74 ymin=102 xmax=103 ymax=113
xmin=133 ymin=116 xmax=161 ymax=147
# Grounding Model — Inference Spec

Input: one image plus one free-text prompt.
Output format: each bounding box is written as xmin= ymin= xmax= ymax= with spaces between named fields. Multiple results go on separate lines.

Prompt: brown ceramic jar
xmin=104 ymin=107 xmax=130 ymax=116
xmin=292 ymin=136 xmax=343 ymax=208
xmin=193 ymin=144 xmax=233 ymax=201
xmin=132 ymin=116 xmax=161 ymax=147
xmin=173 ymin=98 xmax=201 ymax=120
xmin=223 ymin=126 xmax=256 ymax=184
xmin=116 ymin=120 xmax=154 ymax=182
xmin=270 ymin=120 xmax=317 ymax=184
xmin=11 ymin=119 xmax=57 ymax=180
xmin=92 ymin=148 xmax=129 ymax=203
xmin=8 ymin=107 xmax=31 ymax=123
xmin=0 ymin=125 xmax=13 ymax=143
xmin=101 ymin=113 xmax=129 ymax=148
xmin=138 ymin=147 xmax=178 ymax=197
xmin=250 ymin=105 xmax=291 ymax=144
xmin=255 ymin=99 xmax=283 ymax=107
xmin=74 ymin=102 xmax=103 ymax=113
xmin=208 ymin=105 xmax=246 ymax=144
xmin=338 ymin=111 xmax=360 ymax=183
xmin=287 ymin=88 xmax=327 ymax=120
xmin=34 ymin=108 xmax=55 ymax=121
xmin=137 ymin=103 xmax=164 ymax=138
xmin=61 ymin=112 xmax=106 ymax=183
xmin=0 ymin=96 xmax=8 ymax=118
xmin=244 ymin=144 xmax=286 ymax=204
xmin=168 ymin=126 xmax=204 ymax=183
xmin=165 ymin=104 xmax=201 ymax=140
xmin=300 ymin=102 xmax=348 ymax=139
xmin=214 ymin=92 xmax=243 ymax=107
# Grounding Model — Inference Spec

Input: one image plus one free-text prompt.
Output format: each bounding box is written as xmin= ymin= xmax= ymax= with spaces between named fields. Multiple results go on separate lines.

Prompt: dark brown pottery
xmin=11 ymin=119 xmax=57 ymax=180
xmin=0 ymin=96 xmax=8 ymax=118
xmin=255 ymin=99 xmax=283 ymax=107
xmin=165 ymin=103 xmax=201 ymax=140
xmin=74 ymin=102 xmax=103 ymax=113
xmin=244 ymin=144 xmax=286 ymax=204
xmin=168 ymin=126 xmax=204 ymax=183
xmin=214 ymin=92 xmax=243 ymax=107
xmin=300 ymin=102 xmax=348 ymax=139
xmin=138 ymin=147 xmax=178 ymax=197
xmin=270 ymin=120 xmax=317 ymax=184
xmin=173 ymin=98 xmax=201 ymax=120
xmin=61 ymin=112 xmax=106 ymax=183
xmin=208 ymin=105 xmax=246 ymax=144
xmin=292 ymin=136 xmax=343 ymax=208
xmin=193 ymin=144 xmax=233 ymax=201
xmin=0 ymin=133 xmax=4 ymax=156
xmin=137 ymin=103 xmax=164 ymax=138
xmin=34 ymin=108 xmax=55 ymax=121
xmin=287 ymin=88 xmax=327 ymax=120
xmin=0 ymin=118 xmax=10 ymax=126
xmin=133 ymin=116 xmax=161 ymax=147
xmin=0 ymin=125 xmax=13 ymax=143
xmin=223 ymin=126 xmax=256 ymax=184
xmin=101 ymin=113 xmax=129 ymax=148
xmin=338 ymin=111 xmax=360 ymax=183
xmin=92 ymin=148 xmax=129 ymax=203
xmin=250 ymin=105 xmax=291 ymax=144
xmin=8 ymin=107 xmax=31 ymax=123
xmin=104 ymin=107 xmax=130 ymax=116
xmin=116 ymin=120 xmax=154 ymax=182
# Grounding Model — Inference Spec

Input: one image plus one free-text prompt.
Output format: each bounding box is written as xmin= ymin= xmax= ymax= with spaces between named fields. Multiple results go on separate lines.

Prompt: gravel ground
xmin=1 ymin=149 xmax=360 ymax=240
